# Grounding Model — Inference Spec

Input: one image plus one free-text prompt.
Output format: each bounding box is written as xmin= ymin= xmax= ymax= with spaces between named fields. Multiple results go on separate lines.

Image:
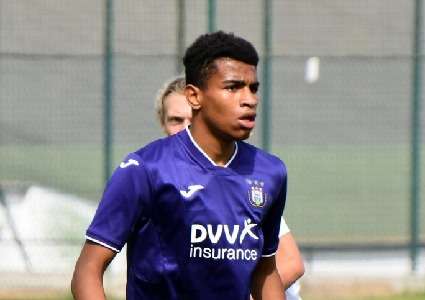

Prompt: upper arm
xmin=74 ymin=240 xmax=117 ymax=273
xmin=71 ymin=241 xmax=117 ymax=299
xmin=251 ymin=256 xmax=285 ymax=300
xmin=276 ymin=231 xmax=305 ymax=289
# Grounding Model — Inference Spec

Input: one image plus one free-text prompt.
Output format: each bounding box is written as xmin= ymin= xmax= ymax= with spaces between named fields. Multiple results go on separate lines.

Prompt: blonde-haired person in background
xmin=155 ymin=76 xmax=191 ymax=135
xmin=156 ymin=75 xmax=305 ymax=300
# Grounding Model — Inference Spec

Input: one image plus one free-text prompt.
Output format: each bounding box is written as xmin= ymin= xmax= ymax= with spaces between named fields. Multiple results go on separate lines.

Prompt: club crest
xmin=246 ymin=179 xmax=267 ymax=208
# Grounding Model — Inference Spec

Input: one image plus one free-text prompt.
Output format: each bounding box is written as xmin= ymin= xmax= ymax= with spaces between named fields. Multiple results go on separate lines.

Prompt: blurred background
xmin=0 ymin=0 xmax=424 ymax=299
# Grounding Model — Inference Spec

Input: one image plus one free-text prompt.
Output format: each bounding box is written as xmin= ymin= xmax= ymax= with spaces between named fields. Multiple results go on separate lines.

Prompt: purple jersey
xmin=86 ymin=128 xmax=287 ymax=300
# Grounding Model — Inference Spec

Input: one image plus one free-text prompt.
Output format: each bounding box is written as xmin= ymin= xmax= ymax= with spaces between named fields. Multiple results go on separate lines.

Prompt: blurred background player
xmin=277 ymin=217 xmax=304 ymax=300
xmin=156 ymin=76 xmax=192 ymax=135
xmin=156 ymin=75 xmax=304 ymax=300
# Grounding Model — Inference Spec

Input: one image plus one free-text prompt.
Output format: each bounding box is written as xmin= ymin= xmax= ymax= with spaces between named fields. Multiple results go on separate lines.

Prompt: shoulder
xmin=134 ymin=135 xmax=176 ymax=159
xmin=129 ymin=134 xmax=182 ymax=168
xmin=238 ymin=141 xmax=287 ymax=177
xmin=112 ymin=135 xmax=178 ymax=181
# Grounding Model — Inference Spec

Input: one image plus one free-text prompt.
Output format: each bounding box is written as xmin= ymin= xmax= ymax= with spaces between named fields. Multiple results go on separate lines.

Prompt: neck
xmin=188 ymin=123 xmax=236 ymax=167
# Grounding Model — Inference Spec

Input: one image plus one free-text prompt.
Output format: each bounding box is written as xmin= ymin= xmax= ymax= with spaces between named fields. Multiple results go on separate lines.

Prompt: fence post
xmin=176 ymin=0 xmax=185 ymax=73
xmin=103 ymin=0 xmax=114 ymax=184
xmin=410 ymin=0 xmax=422 ymax=273
xmin=261 ymin=0 xmax=272 ymax=151
xmin=207 ymin=0 xmax=216 ymax=32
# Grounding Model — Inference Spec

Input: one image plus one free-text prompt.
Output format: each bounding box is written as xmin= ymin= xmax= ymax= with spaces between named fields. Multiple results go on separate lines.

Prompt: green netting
xmin=0 ymin=0 xmax=423 ymax=251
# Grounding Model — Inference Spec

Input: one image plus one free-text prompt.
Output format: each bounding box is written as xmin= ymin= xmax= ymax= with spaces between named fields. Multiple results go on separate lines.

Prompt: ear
xmin=185 ymin=84 xmax=202 ymax=111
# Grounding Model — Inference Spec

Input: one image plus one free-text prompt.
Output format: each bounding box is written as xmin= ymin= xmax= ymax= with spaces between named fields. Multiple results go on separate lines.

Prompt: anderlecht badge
xmin=247 ymin=179 xmax=267 ymax=208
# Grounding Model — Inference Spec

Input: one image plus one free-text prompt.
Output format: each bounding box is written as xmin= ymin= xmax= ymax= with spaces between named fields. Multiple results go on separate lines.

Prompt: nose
xmin=240 ymin=87 xmax=258 ymax=108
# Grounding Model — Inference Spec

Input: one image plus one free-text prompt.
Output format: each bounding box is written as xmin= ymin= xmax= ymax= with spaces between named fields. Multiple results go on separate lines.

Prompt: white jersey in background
xmin=279 ymin=218 xmax=302 ymax=300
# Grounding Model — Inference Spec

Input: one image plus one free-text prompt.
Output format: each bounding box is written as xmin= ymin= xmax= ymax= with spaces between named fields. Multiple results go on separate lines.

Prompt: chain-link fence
xmin=0 ymin=0 xmax=424 ymax=286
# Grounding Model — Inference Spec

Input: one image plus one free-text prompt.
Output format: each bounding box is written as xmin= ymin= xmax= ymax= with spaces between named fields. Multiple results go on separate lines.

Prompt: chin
xmin=232 ymin=129 xmax=252 ymax=141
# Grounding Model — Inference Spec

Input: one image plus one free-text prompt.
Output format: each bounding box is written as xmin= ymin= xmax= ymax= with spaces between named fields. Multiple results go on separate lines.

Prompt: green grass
xmin=1 ymin=143 xmax=424 ymax=244
xmin=275 ymin=144 xmax=423 ymax=244
xmin=0 ymin=144 xmax=137 ymax=200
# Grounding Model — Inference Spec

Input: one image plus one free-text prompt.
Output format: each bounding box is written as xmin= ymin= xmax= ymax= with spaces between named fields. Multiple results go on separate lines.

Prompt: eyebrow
xmin=166 ymin=116 xmax=186 ymax=123
xmin=223 ymin=79 xmax=260 ymax=87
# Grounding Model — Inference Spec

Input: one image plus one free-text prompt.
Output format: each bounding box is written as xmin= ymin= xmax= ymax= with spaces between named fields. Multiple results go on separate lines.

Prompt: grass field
xmin=1 ymin=143 xmax=424 ymax=244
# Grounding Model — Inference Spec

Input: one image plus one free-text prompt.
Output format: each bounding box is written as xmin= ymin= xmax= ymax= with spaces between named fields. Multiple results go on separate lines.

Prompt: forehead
xmin=209 ymin=58 xmax=257 ymax=82
xmin=164 ymin=92 xmax=191 ymax=115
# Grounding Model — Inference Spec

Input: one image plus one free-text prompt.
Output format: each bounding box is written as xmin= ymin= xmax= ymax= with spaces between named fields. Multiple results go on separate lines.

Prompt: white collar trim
xmin=185 ymin=126 xmax=238 ymax=168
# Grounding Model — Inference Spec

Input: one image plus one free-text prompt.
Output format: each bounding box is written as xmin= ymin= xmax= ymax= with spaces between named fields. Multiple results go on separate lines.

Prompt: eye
xmin=250 ymin=83 xmax=259 ymax=94
xmin=167 ymin=117 xmax=184 ymax=125
xmin=225 ymin=85 xmax=238 ymax=92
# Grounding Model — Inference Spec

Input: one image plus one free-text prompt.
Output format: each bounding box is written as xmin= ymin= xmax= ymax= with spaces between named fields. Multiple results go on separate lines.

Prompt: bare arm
xmin=276 ymin=232 xmax=305 ymax=290
xmin=71 ymin=241 xmax=117 ymax=300
xmin=251 ymin=256 xmax=286 ymax=300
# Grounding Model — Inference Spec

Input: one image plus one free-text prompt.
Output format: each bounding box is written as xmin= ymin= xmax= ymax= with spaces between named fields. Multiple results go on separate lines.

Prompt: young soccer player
xmin=156 ymin=76 xmax=304 ymax=299
xmin=71 ymin=31 xmax=287 ymax=300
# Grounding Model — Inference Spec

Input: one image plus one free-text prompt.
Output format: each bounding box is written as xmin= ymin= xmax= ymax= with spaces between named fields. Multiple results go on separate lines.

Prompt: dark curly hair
xmin=183 ymin=31 xmax=259 ymax=88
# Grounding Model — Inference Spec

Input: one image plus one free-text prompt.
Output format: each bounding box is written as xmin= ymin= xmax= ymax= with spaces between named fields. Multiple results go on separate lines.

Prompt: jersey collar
xmin=180 ymin=126 xmax=238 ymax=169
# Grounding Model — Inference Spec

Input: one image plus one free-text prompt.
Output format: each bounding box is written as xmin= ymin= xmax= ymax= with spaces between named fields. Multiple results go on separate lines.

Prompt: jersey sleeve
xmin=262 ymin=162 xmax=287 ymax=257
xmin=279 ymin=217 xmax=290 ymax=237
xmin=86 ymin=153 xmax=152 ymax=252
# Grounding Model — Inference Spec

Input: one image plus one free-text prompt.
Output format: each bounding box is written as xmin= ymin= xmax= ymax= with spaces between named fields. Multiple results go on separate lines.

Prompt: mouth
xmin=238 ymin=113 xmax=256 ymax=129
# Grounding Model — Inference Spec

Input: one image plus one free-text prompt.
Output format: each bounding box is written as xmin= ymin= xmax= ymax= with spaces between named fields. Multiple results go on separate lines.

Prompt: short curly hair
xmin=183 ymin=31 xmax=259 ymax=88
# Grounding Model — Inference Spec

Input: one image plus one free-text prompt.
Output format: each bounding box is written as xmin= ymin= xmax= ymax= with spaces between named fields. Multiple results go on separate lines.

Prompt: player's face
xmin=163 ymin=92 xmax=192 ymax=136
xmin=197 ymin=58 xmax=259 ymax=141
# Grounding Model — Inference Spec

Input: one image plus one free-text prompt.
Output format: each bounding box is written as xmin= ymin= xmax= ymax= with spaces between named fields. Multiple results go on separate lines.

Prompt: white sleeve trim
xmin=279 ymin=217 xmax=290 ymax=237
xmin=262 ymin=251 xmax=276 ymax=257
xmin=85 ymin=235 xmax=120 ymax=253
